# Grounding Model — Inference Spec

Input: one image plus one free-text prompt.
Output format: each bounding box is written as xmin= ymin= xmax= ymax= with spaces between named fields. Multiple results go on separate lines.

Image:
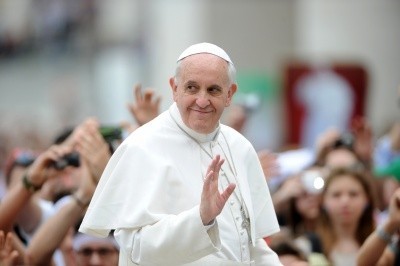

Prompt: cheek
xmin=322 ymin=198 xmax=337 ymax=214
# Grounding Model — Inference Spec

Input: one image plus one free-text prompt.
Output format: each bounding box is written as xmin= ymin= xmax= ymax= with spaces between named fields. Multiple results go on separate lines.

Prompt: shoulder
xmin=220 ymin=124 xmax=252 ymax=145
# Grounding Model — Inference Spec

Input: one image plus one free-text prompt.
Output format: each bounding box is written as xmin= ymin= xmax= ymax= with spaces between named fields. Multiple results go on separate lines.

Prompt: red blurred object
xmin=283 ymin=61 xmax=368 ymax=148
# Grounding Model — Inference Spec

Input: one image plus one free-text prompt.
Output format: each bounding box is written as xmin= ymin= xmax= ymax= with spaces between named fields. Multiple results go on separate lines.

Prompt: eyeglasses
xmin=77 ymin=248 xmax=118 ymax=258
xmin=13 ymin=150 xmax=37 ymax=167
xmin=4 ymin=148 xmax=38 ymax=181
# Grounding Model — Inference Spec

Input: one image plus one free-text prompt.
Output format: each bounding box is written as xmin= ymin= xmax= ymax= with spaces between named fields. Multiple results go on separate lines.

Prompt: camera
xmin=300 ymin=169 xmax=325 ymax=194
xmin=332 ymin=132 xmax=354 ymax=149
xmin=51 ymin=125 xmax=123 ymax=170
xmin=99 ymin=126 xmax=123 ymax=143
xmin=52 ymin=152 xmax=80 ymax=170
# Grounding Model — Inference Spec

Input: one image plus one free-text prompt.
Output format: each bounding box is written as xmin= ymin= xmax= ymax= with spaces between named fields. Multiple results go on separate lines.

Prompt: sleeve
xmin=114 ymin=206 xmax=221 ymax=265
xmin=374 ymin=136 xmax=398 ymax=168
xmin=250 ymin=238 xmax=282 ymax=266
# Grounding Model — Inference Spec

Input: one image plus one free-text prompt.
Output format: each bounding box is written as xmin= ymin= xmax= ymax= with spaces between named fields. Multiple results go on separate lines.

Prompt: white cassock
xmin=79 ymin=103 xmax=281 ymax=266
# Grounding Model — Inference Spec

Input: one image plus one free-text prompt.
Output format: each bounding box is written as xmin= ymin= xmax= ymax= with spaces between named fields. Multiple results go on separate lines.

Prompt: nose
xmin=89 ymin=253 xmax=103 ymax=266
xmin=339 ymin=194 xmax=351 ymax=207
xmin=195 ymin=91 xmax=210 ymax=108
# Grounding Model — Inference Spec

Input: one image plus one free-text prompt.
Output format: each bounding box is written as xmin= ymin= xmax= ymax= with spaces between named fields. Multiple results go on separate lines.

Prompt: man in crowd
xmin=80 ymin=42 xmax=281 ymax=265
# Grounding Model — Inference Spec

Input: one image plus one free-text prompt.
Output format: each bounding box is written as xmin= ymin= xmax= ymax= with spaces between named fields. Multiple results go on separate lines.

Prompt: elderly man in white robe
xmin=79 ymin=43 xmax=282 ymax=266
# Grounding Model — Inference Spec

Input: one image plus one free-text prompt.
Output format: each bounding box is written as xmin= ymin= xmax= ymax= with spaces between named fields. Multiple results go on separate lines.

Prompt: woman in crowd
xmin=314 ymin=168 xmax=376 ymax=265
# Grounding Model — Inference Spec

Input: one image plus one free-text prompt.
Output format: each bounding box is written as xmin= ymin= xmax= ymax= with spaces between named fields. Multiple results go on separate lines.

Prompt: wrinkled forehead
xmin=177 ymin=54 xmax=230 ymax=84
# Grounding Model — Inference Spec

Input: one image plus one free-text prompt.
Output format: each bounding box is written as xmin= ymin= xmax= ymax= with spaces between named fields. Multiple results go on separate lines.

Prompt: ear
xmin=225 ymin=83 xmax=237 ymax=107
xmin=169 ymin=77 xmax=178 ymax=101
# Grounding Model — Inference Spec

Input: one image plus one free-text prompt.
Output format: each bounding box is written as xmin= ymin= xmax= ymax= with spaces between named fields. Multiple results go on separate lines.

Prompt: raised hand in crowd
xmin=272 ymin=174 xmax=305 ymax=214
xmin=0 ymin=144 xmax=72 ymax=232
xmin=257 ymin=149 xmax=279 ymax=182
xmin=73 ymin=117 xmax=111 ymax=183
xmin=0 ymin=230 xmax=18 ymax=266
xmin=25 ymin=117 xmax=111 ymax=266
xmin=357 ymin=187 xmax=400 ymax=266
xmin=127 ymin=83 xmax=161 ymax=127
xmin=351 ymin=116 xmax=374 ymax=167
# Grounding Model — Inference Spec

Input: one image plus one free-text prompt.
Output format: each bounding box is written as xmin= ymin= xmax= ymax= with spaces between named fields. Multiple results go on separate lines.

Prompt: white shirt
xmin=80 ymin=103 xmax=281 ymax=265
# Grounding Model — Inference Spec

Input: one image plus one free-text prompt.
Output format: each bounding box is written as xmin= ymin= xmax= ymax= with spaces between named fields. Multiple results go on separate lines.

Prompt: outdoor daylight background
xmin=0 ymin=0 xmax=399 ymax=154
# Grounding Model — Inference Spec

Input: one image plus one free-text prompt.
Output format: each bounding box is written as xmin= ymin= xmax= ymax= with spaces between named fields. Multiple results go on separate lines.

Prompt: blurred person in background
xmin=80 ymin=42 xmax=281 ymax=265
xmin=269 ymin=165 xmax=327 ymax=265
xmin=373 ymin=84 xmax=400 ymax=182
xmin=73 ymin=233 xmax=119 ymax=266
xmin=313 ymin=168 xmax=376 ymax=266
xmin=374 ymin=121 xmax=400 ymax=182
xmin=24 ymin=117 xmax=112 ymax=266
xmin=357 ymin=187 xmax=400 ymax=266
xmin=271 ymin=240 xmax=309 ymax=266
xmin=0 ymin=117 xmax=112 ymax=265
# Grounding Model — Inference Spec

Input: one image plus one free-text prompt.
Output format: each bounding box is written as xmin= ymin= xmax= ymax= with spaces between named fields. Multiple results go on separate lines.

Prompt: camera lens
xmin=52 ymin=152 xmax=80 ymax=170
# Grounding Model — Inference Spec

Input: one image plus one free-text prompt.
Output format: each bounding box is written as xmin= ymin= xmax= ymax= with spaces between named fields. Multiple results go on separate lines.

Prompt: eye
xmin=331 ymin=191 xmax=341 ymax=198
xmin=185 ymin=85 xmax=198 ymax=94
xmin=349 ymin=190 xmax=360 ymax=198
xmin=207 ymin=86 xmax=222 ymax=95
xmin=79 ymin=248 xmax=93 ymax=256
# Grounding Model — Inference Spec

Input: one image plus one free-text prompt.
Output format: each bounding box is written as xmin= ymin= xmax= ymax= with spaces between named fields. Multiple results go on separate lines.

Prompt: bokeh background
xmin=0 ymin=0 xmax=399 ymax=153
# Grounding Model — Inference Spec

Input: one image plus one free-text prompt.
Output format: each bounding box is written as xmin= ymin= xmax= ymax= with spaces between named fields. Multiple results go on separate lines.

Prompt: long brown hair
xmin=316 ymin=168 xmax=376 ymax=259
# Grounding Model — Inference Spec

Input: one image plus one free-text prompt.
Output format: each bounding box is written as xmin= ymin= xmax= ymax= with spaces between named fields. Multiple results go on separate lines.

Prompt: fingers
xmin=206 ymin=155 xmax=224 ymax=175
xmin=143 ymin=90 xmax=155 ymax=102
xmin=5 ymin=232 xmax=13 ymax=253
xmin=221 ymin=183 xmax=236 ymax=201
xmin=203 ymin=155 xmax=225 ymax=191
xmin=0 ymin=230 xmax=4 ymax=249
xmin=134 ymin=84 xmax=143 ymax=102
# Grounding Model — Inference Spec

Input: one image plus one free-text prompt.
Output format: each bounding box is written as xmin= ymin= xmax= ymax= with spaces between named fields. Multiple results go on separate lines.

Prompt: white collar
xmin=169 ymin=103 xmax=220 ymax=143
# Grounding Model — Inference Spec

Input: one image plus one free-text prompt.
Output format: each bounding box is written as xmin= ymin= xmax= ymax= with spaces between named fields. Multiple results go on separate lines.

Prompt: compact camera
xmin=300 ymin=170 xmax=325 ymax=194
xmin=98 ymin=126 xmax=123 ymax=143
xmin=52 ymin=125 xmax=122 ymax=170
xmin=52 ymin=152 xmax=80 ymax=170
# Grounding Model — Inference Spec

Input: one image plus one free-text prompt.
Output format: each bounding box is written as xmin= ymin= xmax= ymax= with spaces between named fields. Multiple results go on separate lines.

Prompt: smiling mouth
xmin=191 ymin=109 xmax=212 ymax=114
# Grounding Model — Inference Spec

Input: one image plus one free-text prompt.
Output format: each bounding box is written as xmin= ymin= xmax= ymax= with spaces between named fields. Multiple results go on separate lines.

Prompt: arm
xmin=272 ymin=176 xmax=304 ymax=214
xmin=357 ymin=188 xmax=400 ymax=266
xmin=26 ymin=118 xmax=107 ymax=265
xmin=0 ymin=176 xmax=40 ymax=233
xmin=115 ymin=155 xmax=234 ymax=265
xmin=0 ymin=145 xmax=72 ymax=232
xmin=25 ymin=195 xmax=89 ymax=265
xmin=251 ymin=238 xmax=282 ymax=265
xmin=115 ymin=206 xmax=220 ymax=265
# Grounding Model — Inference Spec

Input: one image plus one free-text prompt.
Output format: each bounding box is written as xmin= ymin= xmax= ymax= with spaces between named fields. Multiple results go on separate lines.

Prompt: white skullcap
xmin=177 ymin=42 xmax=233 ymax=64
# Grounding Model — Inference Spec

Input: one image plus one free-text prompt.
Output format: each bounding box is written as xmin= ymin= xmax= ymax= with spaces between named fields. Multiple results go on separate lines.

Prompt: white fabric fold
xmin=79 ymin=103 xmax=280 ymax=264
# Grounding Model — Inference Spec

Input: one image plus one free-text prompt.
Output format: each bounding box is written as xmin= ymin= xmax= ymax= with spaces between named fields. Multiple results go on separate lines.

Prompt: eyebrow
xmin=184 ymin=80 xmax=198 ymax=87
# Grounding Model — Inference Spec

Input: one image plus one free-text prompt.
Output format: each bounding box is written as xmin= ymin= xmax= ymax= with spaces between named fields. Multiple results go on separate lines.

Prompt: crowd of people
xmin=0 ymin=43 xmax=399 ymax=266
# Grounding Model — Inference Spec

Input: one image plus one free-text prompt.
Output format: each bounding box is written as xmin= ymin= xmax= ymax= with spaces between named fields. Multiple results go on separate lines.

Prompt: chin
xmin=192 ymin=124 xmax=213 ymax=134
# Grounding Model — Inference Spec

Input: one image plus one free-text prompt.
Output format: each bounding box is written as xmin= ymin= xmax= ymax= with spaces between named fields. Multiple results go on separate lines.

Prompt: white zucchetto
xmin=177 ymin=42 xmax=233 ymax=64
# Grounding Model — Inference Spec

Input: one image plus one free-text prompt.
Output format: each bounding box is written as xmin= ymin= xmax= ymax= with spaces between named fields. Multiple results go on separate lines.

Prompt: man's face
xmin=76 ymin=241 xmax=118 ymax=266
xmin=170 ymin=53 xmax=237 ymax=134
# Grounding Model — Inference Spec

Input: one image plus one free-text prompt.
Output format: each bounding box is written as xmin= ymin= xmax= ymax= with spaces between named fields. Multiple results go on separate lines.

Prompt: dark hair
xmin=272 ymin=240 xmax=307 ymax=262
xmin=316 ymin=168 xmax=376 ymax=259
xmin=3 ymin=148 xmax=37 ymax=185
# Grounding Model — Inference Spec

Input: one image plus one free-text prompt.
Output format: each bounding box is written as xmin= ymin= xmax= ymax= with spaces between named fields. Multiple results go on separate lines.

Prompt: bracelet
xmin=72 ymin=194 xmax=89 ymax=208
xmin=377 ymin=227 xmax=393 ymax=244
xmin=22 ymin=173 xmax=42 ymax=192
